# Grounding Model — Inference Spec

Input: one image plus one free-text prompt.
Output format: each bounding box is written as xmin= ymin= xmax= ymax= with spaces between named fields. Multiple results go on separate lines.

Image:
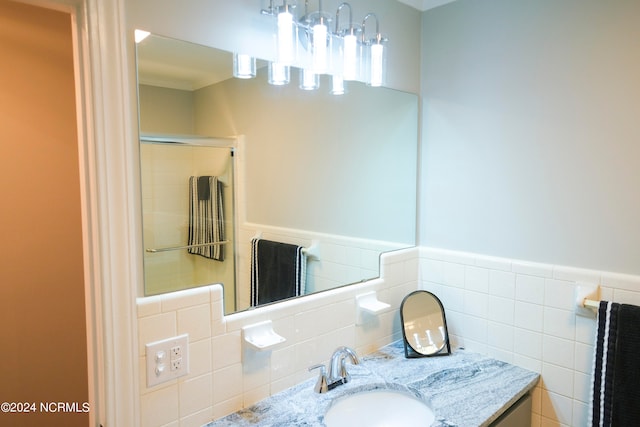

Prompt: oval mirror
xmin=400 ymin=291 xmax=451 ymax=358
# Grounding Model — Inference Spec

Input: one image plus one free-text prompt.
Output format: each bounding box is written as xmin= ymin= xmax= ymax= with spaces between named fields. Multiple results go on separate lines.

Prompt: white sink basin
xmin=323 ymin=388 xmax=435 ymax=427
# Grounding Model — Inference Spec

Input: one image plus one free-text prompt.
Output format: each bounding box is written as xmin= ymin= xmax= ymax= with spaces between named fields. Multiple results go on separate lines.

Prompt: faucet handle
xmin=308 ymin=364 xmax=329 ymax=393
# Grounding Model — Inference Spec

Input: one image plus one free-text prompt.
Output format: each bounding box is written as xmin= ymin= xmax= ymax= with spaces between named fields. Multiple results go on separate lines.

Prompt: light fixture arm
xmin=361 ymin=12 xmax=380 ymax=43
xmin=335 ymin=2 xmax=353 ymax=34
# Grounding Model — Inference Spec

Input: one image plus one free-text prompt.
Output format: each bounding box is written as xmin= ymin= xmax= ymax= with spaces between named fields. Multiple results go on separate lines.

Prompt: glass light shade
xmin=368 ymin=42 xmax=386 ymax=87
xmin=268 ymin=62 xmax=290 ymax=85
xmin=330 ymin=75 xmax=345 ymax=95
xmin=342 ymin=33 xmax=358 ymax=81
xmin=299 ymin=68 xmax=319 ymax=90
xmin=311 ymin=23 xmax=329 ymax=73
xmin=233 ymin=53 xmax=256 ymax=79
xmin=277 ymin=10 xmax=296 ymax=64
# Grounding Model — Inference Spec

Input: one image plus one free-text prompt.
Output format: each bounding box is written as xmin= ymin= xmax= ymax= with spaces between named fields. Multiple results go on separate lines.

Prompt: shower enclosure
xmin=140 ymin=135 xmax=237 ymax=313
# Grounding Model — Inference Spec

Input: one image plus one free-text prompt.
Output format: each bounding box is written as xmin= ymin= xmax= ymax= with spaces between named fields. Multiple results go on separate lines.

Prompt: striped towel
xmin=250 ymin=238 xmax=306 ymax=307
xmin=188 ymin=176 xmax=225 ymax=261
xmin=590 ymin=301 xmax=640 ymax=427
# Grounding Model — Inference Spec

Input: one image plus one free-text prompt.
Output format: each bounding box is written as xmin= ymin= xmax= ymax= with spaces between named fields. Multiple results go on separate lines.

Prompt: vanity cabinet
xmin=490 ymin=394 xmax=532 ymax=427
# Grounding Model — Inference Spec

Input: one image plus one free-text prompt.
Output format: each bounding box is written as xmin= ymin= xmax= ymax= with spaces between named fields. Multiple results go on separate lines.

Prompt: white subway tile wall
xmin=420 ymin=247 xmax=640 ymax=427
xmin=136 ymin=248 xmax=418 ymax=427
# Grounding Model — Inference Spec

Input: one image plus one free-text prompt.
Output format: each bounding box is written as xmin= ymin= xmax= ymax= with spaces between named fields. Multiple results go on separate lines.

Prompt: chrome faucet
xmin=329 ymin=346 xmax=360 ymax=384
xmin=309 ymin=346 xmax=360 ymax=393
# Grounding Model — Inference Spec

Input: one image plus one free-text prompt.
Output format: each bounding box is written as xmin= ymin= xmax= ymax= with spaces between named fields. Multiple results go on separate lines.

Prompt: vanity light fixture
xmin=330 ymin=75 xmax=345 ymax=95
xmin=361 ymin=13 xmax=387 ymax=87
xmin=334 ymin=2 xmax=360 ymax=81
xmin=268 ymin=62 xmax=291 ymax=85
xmin=233 ymin=53 xmax=256 ymax=79
xmin=262 ymin=0 xmax=298 ymax=64
xmin=299 ymin=67 xmax=320 ymax=90
xmin=260 ymin=1 xmax=388 ymax=89
xmin=300 ymin=0 xmax=332 ymax=74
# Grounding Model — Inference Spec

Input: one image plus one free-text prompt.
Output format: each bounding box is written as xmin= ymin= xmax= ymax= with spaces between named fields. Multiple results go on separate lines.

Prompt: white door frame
xmin=16 ymin=0 xmax=141 ymax=426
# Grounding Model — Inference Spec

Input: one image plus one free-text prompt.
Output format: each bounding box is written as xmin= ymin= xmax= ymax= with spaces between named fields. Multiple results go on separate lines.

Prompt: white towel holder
xmin=301 ymin=240 xmax=320 ymax=260
xmin=575 ymin=282 xmax=600 ymax=317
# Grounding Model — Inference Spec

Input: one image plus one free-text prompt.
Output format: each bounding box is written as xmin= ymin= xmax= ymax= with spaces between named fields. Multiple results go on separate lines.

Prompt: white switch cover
xmin=146 ymin=334 xmax=189 ymax=387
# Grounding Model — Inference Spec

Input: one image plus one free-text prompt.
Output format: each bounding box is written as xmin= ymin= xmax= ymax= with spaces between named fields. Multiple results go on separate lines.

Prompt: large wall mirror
xmin=136 ymin=33 xmax=418 ymax=315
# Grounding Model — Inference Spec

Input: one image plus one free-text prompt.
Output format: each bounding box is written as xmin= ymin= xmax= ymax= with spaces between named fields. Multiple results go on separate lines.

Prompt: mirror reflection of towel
xmin=188 ymin=176 xmax=224 ymax=261
xmin=250 ymin=238 xmax=306 ymax=307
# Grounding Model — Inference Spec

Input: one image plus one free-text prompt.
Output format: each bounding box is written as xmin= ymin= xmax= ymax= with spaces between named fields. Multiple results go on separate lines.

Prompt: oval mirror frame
xmin=400 ymin=290 xmax=451 ymax=358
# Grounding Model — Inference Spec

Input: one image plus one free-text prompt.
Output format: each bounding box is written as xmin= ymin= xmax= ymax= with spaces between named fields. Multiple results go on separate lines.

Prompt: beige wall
xmin=0 ymin=2 xmax=88 ymax=426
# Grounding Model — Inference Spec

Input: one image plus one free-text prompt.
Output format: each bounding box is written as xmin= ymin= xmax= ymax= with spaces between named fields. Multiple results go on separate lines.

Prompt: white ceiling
xmin=136 ymin=35 xmax=234 ymax=91
xmin=396 ymin=0 xmax=456 ymax=11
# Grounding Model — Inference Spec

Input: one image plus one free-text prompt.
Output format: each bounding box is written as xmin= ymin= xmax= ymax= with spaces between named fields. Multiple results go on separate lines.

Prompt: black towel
xmin=590 ymin=301 xmax=640 ymax=427
xmin=250 ymin=238 xmax=305 ymax=307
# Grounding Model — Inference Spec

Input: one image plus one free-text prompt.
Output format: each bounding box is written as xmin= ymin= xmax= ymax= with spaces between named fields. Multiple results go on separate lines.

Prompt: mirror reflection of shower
xmin=141 ymin=136 xmax=237 ymax=313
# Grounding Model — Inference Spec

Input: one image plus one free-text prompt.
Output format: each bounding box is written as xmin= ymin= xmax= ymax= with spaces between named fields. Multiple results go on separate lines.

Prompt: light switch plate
xmin=145 ymin=334 xmax=189 ymax=387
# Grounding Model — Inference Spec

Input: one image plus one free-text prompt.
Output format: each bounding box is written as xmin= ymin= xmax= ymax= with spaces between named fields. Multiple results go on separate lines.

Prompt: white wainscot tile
xmin=178 ymin=304 xmax=212 ymax=342
xmin=211 ymin=332 xmax=241 ymax=370
xmin=612 ymin=288 xmax=640 ymax=306
xmin=574 ymin=371 xmax=592 ymax=403
xmin=513 ymin=354 xmax=542 ymax=374
xmin=488 ymin=295 xmax=514 ymax=325
xmin=463 ymin=290 xmax=488 ymax=319
xmin=553 ymin=265 xmax=601 ymax=283
xmin=515 ymin=274 xmax=545 ymax=304
xmin=137 ymin=295 xmax=162 ymax=318
xmin=474 ymin=254 xmax=512 ymax=272
xmin=179 ymin=373 xmax=212 ymax=417
xmin=575 ymin=314 xmax=597 ymax=345
xmin=541 ymin=390 xmax=573 ymax=426
xmin=212 ymin=363 xmax=243 ymax=404
xmin=601 ymin=271 xmax=640 ymax=292
xmin=543 ymin=307 xmax=575 ymax=340
xmin=543 ymin=335 xmax=574 ymax=369
xmin=514 ymin=301 xmax=543 ymax=332
xmin=487 ymin=322 xmax=513 ymax=351
xmin=544 ymin=279 xmax=575 ymax=311
xmin=514 ymin=328 xmax=542 ymax=360
xmin=489 ymin=270 xmax=516 ymax=299
xmin=573 ymin=400 xmax=589 ymax=427
xmin=421 ymin=258 xmax=444 ymax=284
xmin=188 ymin=339 xmax=212 ymax=378
xmin=461 ymin=314 xmax=488 ymax=343
xmin=180 ymin=406 xmax=213 ymax=427
xmin=161 ymin=286 xmax=210 ymax=312
xmin=443 ymin=261 xmax=465 ymax=288
xmin=542 ymin=362 xmax=573 ymax=397
xmin=140 ymin=383 xmax=179 ymax=427
xmin=465 ymin=266 xmax=489 ymax=293
xmin=138 ymin=312 xmax=177 ymax=356
xmin=436 ymin=284 xmax=465 ymax=313
xmin=512 ymin=260 xmax=553 ymax=278
xmin=574 ymin=342 xmax=594 ymax=374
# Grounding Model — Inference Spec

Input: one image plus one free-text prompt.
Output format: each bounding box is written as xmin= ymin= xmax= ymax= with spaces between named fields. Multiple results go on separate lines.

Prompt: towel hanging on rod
xmin=589 ymin=301 xmax=640 ymax=426
xmin=188 ymin=176 xmax=225 ymax=261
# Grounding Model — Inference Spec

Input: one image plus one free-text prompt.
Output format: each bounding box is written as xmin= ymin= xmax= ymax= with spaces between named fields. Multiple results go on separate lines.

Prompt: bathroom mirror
xmin=136 ymin=33 xmax=418 ymax=314
xmin=400 ymin=291 xmax=451 ymax=358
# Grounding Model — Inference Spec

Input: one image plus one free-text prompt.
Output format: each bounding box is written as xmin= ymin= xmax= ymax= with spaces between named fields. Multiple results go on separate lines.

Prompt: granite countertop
xmin=206 ymin=341 xmax=540 ymax=427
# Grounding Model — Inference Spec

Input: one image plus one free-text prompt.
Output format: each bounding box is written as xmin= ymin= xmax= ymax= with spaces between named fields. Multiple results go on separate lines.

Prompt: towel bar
xmin=146 ymin=241 xmax=229 ymax=253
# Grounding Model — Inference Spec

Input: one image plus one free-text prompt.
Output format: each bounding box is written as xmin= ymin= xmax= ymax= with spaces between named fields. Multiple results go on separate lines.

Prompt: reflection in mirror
xmin=136 ymin=33 xmax=418 ymax=315
xmin=400 ymin=291 xmax=451 ymax=358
